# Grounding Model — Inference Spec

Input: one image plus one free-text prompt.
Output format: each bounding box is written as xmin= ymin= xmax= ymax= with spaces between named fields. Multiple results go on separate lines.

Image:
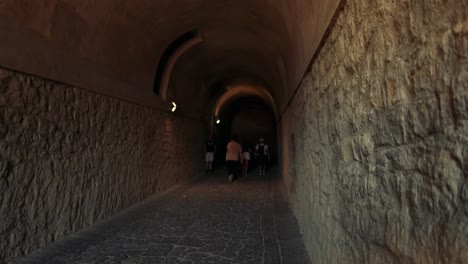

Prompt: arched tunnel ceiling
xmin=168 ymin=41 xmax=281 ymax=116
xmin=0 ymin=0 xmax=341 ymax=112
xmin=214 ymin=84 xmax=277 ymax=120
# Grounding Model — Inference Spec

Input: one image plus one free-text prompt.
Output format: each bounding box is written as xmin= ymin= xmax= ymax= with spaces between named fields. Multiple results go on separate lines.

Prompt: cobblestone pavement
xmin=10 ymin=171 xmax=311 ymax=264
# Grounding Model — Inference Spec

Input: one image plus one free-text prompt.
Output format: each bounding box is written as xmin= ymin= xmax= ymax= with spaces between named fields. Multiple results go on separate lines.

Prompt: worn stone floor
xmin=10 ymin=170 xmax=311 ymax=264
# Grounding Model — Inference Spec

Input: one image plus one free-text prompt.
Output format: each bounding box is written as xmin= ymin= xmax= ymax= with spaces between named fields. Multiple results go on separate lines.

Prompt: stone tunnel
xmin=0 ymin=0 xmax=467 ymax=263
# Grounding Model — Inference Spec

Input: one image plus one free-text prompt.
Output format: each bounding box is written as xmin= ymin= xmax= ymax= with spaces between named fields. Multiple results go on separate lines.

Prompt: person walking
xmin=242 ymin=142 xmax=251 ymax=176
xmin=255 ymin=137 xmax=270 ymax=176
xmin=226 ymin=134 xmax=243 ymax=182
xmin=204 ymin=134 xmax=216 ymax=174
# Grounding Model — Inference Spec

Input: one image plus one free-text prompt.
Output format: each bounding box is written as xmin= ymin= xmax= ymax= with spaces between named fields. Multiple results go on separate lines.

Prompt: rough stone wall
xmin=0 ymin=67 xmax=204 ymax=262
xmin=283 ymin=0 xmax=468 ymax=263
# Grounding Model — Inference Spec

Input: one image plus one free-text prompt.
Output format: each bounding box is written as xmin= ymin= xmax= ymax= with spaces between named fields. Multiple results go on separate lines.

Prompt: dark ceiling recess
xmin=153 ymin=29 xmax=200 ymax=94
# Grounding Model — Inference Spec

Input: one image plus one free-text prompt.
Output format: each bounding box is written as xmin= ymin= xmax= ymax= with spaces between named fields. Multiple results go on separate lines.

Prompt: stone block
xmin=0 ymin=68 xmax=204 ymax=262
xmin=283 ymin=0 xmax=468 ymax=262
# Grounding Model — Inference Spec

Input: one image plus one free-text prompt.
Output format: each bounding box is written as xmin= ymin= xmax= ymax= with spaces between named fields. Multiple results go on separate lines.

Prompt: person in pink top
xmin=225 ymin=134 xmax=243 ymax=182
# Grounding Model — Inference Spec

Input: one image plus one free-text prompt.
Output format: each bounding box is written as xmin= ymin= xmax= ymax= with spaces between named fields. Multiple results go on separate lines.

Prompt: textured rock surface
xmin=282 ymin=0 xmax=468 ymax=263
xmin=0 ymin=67 xmax=204 ymax=263
xmin=9 ymin=174 xmax=310 ymax=264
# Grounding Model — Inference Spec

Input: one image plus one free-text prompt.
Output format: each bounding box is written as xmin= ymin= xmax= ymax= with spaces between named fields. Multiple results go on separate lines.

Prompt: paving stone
xmin=137 ymin=256 xmax=165 ymax=264
xmin=9 ymin=171 xmax=311 ymax=264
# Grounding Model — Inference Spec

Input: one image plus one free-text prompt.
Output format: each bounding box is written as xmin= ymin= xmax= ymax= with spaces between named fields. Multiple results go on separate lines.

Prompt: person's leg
xmin=226 ymin=161 xmax=231 ymax=174
xmin=257 ymin=157 xmax=261 ymax=175
xmin=227 ymin=161 xmax=234 ymax=182
xmin=205 ymin=153 xmax=210 ymax=172
xmin=207 ymin=153 xmax=213 ymax=173
xmin=260 ymin=159 xmax=266 ymax=175
xmin=233 ymin=161 xmax=241 ymax=182
xmin=258 ymin=158 xmax=263 ymax=175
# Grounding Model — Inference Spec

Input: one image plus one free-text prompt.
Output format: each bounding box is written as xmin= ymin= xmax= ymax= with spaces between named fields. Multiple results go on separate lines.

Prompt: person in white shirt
xmin=204 ymin=134 xmax=216 ymax=174
xmin=242 ymin=142 xmax=251 ymax=175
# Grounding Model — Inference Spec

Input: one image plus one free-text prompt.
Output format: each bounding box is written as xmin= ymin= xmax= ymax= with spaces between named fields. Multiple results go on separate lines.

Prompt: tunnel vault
xmin=212 ymin=82 xmax=277 ymax=127
xmin=0 ymin=0 xmax=341 ymax=114
xmin=1 ymin=1 xmax=467 ymax=263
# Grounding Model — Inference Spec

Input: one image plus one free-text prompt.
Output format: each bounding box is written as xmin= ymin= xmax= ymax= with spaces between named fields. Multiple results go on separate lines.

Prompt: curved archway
xmin=209 ymin=82 xmax=279 ymax=168
xmin=212 ymin=82 xmax=278 ymax=128
xmin=154 ymin=29 xmax=203 ymax=100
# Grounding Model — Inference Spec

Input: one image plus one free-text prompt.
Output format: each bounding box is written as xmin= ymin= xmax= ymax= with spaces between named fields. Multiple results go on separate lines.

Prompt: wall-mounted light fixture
xmin=171 ymin=101 xmax=177 ymax=112
xmin=216 ymin=118 xmax=221 ymax=124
